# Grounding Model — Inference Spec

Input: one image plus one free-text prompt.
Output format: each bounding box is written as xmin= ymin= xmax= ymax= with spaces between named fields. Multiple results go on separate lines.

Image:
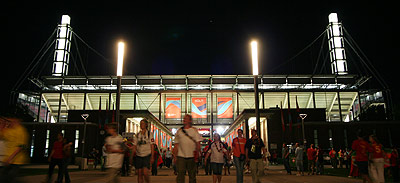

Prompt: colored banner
xmin=165 ymin=97 xmax=181 ymax=119
xmin=191 ymin=97 xmax=207 ymax=118
xmin=217 ymin=97 xmax=233 ymax=118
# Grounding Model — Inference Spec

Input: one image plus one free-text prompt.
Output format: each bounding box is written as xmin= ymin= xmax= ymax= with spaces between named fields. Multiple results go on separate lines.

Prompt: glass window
xmin=44 ymin=130 xmax=50 ymax=157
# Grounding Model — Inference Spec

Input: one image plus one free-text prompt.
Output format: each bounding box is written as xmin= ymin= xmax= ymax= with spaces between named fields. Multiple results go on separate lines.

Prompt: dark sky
xmin=2 ymin=1 xmax=399 ymax=110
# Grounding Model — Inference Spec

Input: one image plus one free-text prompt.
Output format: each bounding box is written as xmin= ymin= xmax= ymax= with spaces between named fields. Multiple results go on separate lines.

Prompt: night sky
xmin=2 ymin=1 xmax=399 ymax=111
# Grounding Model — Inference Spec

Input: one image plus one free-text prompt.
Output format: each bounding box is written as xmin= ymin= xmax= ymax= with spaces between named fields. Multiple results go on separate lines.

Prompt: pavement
xmin=18 ymin=165 xmax=362 ymax=183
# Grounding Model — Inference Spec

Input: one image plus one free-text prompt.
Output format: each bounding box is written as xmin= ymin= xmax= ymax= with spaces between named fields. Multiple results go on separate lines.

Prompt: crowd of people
xmin=1 ymin=112 xmax=400 ymax=183
xmin=98 ymin=114 xmax=269 ymax=183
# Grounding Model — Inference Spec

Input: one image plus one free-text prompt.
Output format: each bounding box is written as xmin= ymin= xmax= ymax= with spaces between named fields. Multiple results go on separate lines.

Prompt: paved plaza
xmin=19 ymin=165 xmax=362 ymax=183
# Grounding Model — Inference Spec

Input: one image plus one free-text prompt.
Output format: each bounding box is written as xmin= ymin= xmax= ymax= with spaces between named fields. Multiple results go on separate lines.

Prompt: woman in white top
xmin=205 ymin=133 xmax=228 ymax=183
xmin=133 ymin=119 xmax=154 ymax=183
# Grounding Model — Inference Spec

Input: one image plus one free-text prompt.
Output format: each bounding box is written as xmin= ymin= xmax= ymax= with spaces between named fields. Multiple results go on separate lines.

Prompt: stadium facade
xmin=12 ymin=14 xmax=398 ymax=162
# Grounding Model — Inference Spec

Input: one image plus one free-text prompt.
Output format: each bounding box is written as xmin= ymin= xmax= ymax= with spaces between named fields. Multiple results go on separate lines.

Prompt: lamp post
xmin=81 ymin=113 xmax=89 ymax=169
xmin=116 ymin=42 xmax=125 ymax=134
xmin=299 ymin=113 xmax=307 ymax=145
xmin=251 ymin=40 xmax=261 ymax=138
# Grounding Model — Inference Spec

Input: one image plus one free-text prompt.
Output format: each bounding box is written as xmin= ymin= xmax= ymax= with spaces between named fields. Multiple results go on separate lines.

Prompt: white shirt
xmin=105 ymin=135 xmax=124 ymax=168
xmin=207 ymin=141 xmax=227 ymax=163
xmin=166 ymin=150 xmax=172 ymax=158
xmin=175 ymin=127 xmax=203 ymax=158
xmin=102 ymin=145 xmax=107 ymax=157
xmin=133 ymin=130 xmax=154 ymax=157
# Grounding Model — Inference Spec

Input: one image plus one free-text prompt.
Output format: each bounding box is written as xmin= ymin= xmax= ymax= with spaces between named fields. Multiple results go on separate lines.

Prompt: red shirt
xmin=352 ymin=139 xmax=372 ymax=162
xmin=232 ymin=137 xmax=246 ymax=157
xmin=307 ymin=148 xmax=316 ymax=160
xmin=371 ymin=143 xmax=384 ymax=159
xmin=52 ymin=141 xmax=64 ymax=159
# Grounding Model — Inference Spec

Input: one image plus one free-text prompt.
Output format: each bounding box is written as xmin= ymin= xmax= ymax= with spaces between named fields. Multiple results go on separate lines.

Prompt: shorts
xmin=355 ymin=161 xmax=368 ymax=175
xmin=211 ymin=163 xmax=224 ymax=175
xmin=135 ymin=155 xmax=151 ymax=169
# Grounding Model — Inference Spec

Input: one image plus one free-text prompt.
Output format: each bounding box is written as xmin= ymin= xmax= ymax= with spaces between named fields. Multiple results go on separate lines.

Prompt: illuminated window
xmin=313 ymin=129 xmax=318 ymax=147
xmin=328 ymin=129 xmax=333 ymax=148
xmin=74 ymin=130 xmax=79 ymax=154
xmin=30 ymin=130 xmax=35 ymax=157
xmin=44 ymin=130 xmax=50 ymax=157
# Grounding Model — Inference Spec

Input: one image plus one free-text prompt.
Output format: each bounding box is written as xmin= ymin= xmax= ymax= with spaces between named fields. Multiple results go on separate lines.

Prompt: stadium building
xmin=12 ymin=13 xmax=398 ymax=162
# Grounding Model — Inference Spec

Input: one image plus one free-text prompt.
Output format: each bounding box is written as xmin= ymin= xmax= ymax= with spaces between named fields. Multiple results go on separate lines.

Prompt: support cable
xmin=12 ymin=28 xmax=57 ymax=91
xmin=312 ymin=32 xmax=327 ymax=75
xmin=72 ymin=34 xmax=88 ymax=77
xmin=343 ymin=27 xmax=388 ymax=89
xmin=72 ymin=31 xmax=112 ymax=65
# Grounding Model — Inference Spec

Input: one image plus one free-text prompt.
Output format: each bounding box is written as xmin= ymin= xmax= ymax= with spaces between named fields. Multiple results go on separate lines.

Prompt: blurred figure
xmin=282 ymin=143 xmax=291 ymax=175
xmin=232 ymin=129 xmax=247 ymax=183
xmin=89 ymin=148 xmax=100 ymax=169
xmin=245 ymin=129 xmax=267 ymax=183
xmin=62 ymin=138 xmax=73 ymax=183
xmin=121 ymin=138 xmax=134 ymax=176
xmin=45 ymin=132 xmax=65 ymax=183
xmin=165 ymin=148 xmax=172 ymax=168
xmin=344 ymin=148 xmax=350 ymax=169
xmin=133 ymin=119 xmax=154 ymax=183
xmin=315 ymin=147 xmax=324 ymax=175
xmin=101 ymin=144 xmax=108 ymax=171
xmin=0 ymin=119 xmax=6 ymax=168
xmin=329 ymin=148 xmax=337 ymax=169
xmin=105 ymin=124 xmax=124 ymax=183
xmin=174 ymin=114 xmax=202 ymax=183
xmin=390 ymin=147 xmax=399 ymax=182
xmin=369 ymin=134 xmax=385 ymax=183
xmin=338 ymin=149 xmax=344 ymax=168
xmin=351 ymin=131 xmax=372 ymax=183
xmin=205 ymin=133 xmax=228 ymax=183
xmin=0 ymin=116 xmax=29 ymax=183
xmin=203 ymin=139 xmax=212 ymax=175
xmin=295 ymin=143 xmax=304 ymax=176
xmin=307 ymin=144 xmax=316 ymax=175
xmin=348 ymin=150 xmax=359 ymax=178
xmin=223 ymin=143 xmax=231 ymax=175
xmin=271 ymin=150 xmax=277 ymax=165
xmin=151 ymin=143 xmax=159 ymax=176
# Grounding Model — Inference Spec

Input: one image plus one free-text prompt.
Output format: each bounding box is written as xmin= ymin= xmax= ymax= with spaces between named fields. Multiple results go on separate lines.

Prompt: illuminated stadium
xmin=12 ymin=14 xmax=398 ymax=162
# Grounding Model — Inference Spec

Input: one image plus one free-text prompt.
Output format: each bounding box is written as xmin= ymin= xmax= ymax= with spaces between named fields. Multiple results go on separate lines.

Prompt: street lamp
xmin=251 ymin=40 xmax=261 ymax=138
xmin=81 ymin=113 xmax=89 ymax=170
xmin=116 ymin=41 xmax=125 ymax=134
xmin=299 ymin=113 xmax=307 ymax=145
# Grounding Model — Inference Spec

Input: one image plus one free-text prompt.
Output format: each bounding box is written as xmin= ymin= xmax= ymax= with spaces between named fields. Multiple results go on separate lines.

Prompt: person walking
xmin=0 ymin=115 xmax=29 ymax=183
xmin=205 ymin=133 xmax=228 ymax=183
xmin=165 ymin=148 xmax=172 ymax=168
xmin=232 ymin=129 xmax=247 ymax=183
xmin=369 ymin=134 xmax=385 ymax=183
xmin=173 ymin=114 xmax=203 ymax=183
xmin=133 ymin=119 xmax=154 ymax=183
xmin=351 ymin=131 xmax=372 ymax=183
xmin=101 ymin=144 xmax=108 ymax=171
xmin=329 ymin=148 xmax=337 ymax=169
xmin=46 ymin=132 xmax=65 ymax=183
xmin=338 ymin=149 xmax=344 ymax=168
xmin=104 ymin=124 xmax=124 ymax=183
xmin=223 ymin=143 xmax=231 ymax=175
xmin=295 ymin=143 xmax=304 ymax=176
xmin=203 ymin=140 xmax=212 ymax=175
xmin=307 ymin=144 xmax=316 ymax=175
xmin=121 ymin=138 xmax=134 ymax=176
xmin=282 ymin=143 xmax=292 ymax=175
xmin=245 ymin=129 xmax=267 ymax=183
xmin=151 ymin=143 xmax=159 ymax=176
